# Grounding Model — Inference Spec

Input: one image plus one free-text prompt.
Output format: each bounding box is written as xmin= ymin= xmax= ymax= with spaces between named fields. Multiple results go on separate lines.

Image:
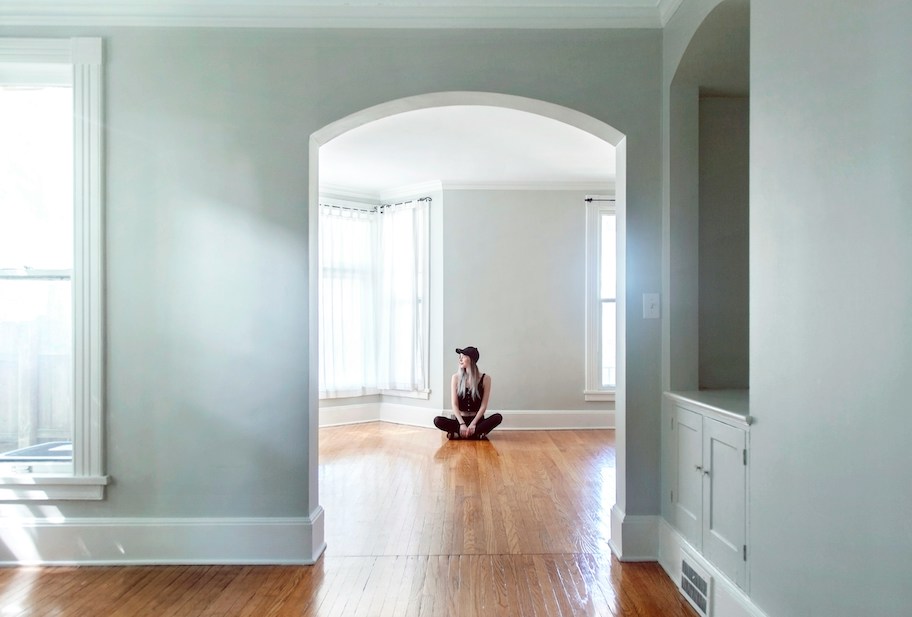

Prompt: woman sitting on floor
xmin=433 ymin=346 xmax=503 ymax=440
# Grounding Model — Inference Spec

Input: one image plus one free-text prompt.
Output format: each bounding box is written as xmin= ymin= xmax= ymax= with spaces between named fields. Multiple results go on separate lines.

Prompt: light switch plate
xmin=643 ymin=293 xmax=660 ymax=319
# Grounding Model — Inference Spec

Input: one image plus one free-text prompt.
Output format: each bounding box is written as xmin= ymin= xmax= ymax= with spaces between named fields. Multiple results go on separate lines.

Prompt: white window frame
xmin=0 ymin=38 xmax=108 ymax=500
xmin=318 ymin=199 xmax=380 ymax=399
xmin=318 ymin=196 xmax=431 ymax=401
xmin=376 ymin=198 xmax=431 ymax=399
xmin=584 ymin=196 xmax=617 ymax=402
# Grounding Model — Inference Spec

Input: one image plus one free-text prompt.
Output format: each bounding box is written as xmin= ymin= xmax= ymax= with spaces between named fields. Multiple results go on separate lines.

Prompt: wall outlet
xmin=643 ymin=293 xmax=660 ymax=319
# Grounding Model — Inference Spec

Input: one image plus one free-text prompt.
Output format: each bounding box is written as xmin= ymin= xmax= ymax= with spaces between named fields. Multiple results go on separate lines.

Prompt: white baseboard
xmin=319 ymin=402 xmax=379 ymax=426
xmin=500 ymin=409 xmax=615 ymax=430
xmin=608 ymin=506 xmax=659 ymax=561
xmin=316 ymin=402 xmax=436 ymax=427
xmin=319 ymin=402 xmax=615 ymax=430
xmin=380 ymin=403 xmax=438 ymax=426
xmin=0 ymin=508 xmax=326 ymax=566
xmin=658 ymin=518 xmax=769 ymax=617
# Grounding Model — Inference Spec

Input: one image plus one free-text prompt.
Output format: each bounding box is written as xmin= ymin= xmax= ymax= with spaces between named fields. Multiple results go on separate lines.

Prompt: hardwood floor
xmin=0 ymin=423 xmax=696 ymax=616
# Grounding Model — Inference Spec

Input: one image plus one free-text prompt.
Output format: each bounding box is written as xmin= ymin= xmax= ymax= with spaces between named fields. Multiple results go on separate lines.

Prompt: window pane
xmin=600 ymin=212 xmax=616 ymax=299
xmin=318 ymin=206 xmax=376 ymax=396
xmin=377 ymin=201 xmax=428 ymax=392
xmin=0 ymin=279 xmax=73 ymax=464
xmin=601 ymin=300 xmax=616 ymax=388
xmin=0 ymin=83 xmax=74 ymax=467
xmin=0 ymin=86 xmax=73 ymax=270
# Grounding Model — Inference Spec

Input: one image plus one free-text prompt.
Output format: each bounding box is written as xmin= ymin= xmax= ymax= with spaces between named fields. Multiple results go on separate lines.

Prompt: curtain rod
xmin=584 ymin=197 xmax=615 ymax=203
xmin=320 ymin=196 xmax=432 ymax=213
xmin=381 ymin=196 xmax=432 ymax=208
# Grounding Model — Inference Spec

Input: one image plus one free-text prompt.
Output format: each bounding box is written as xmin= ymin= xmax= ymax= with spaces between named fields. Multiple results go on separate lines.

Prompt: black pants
xmin=433 ymin=413 xmax=503 ymax=437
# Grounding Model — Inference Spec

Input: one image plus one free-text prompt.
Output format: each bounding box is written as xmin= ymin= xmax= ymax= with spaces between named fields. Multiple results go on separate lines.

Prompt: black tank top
xmin=457 ymin=374 xmax=485 ymax=414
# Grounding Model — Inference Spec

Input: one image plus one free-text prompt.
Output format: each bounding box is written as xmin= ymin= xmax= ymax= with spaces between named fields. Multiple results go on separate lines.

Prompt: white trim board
xmin=658 ymin=518 xmax=769 ymax=617
xmin=499 ymin=409 xmax=615 ymax=430
xmin=319 ymin=402 xmax=380 ymax=427
xmin=0 ymin=1 xmax=684 ymax=29
xmin=0 ymin=510 xmax=326 ymax=566
xmin=319 ymin=403 xmax=615 ymax=430
xmin=321 ymin=181 xmax=608 ymax=203
xmin=608 ymin=506 xmax=659 ymax=562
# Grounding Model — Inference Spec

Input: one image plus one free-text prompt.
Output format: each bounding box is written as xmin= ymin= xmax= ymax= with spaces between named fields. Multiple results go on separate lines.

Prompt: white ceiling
xmin=0 ymin=0 xmax=684 ymax=28
xmin=319 ymin=105 xmax=616 ymax=196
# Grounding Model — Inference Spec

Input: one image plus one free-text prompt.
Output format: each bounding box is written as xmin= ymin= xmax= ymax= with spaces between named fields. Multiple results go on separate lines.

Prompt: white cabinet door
xmin=673 ymin=406 xmax=703 ymax=548
xmin=702 ymin=417 xmax=747 ymax=588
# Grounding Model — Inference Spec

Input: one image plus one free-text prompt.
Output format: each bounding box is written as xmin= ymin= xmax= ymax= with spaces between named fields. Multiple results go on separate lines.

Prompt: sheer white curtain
xmin=376 ymin=199 xmax=429 ymax=393
xmin=318 ymin=198 xmax=430 ymax=398
xmin=318 ymin=204 xmax=377 ymax=398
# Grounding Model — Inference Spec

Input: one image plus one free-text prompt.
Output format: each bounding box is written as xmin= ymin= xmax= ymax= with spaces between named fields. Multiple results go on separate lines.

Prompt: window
xmin=0 ymin=38 xmax=107 ymax=500
xmin=376 ymin=201 xmax=429 ymax=393
xmin=318 ymin=204 xmax=377 ymax=397
xmin=319 ymin=197 xmax=430 ymax=399
xmin=585 ymin=196 xmax=617 ymax=401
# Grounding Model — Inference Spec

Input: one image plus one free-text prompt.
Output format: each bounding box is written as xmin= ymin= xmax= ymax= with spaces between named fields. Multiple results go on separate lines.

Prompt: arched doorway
xmin=306 ymin=91 xmax=628 ymax=558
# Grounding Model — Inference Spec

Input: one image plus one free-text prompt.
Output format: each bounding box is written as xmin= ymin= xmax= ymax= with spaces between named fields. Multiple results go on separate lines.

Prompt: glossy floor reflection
xmin=321 ymin=423 xmax=617 ymax=558
xmin=0 ymin=424 xmax=696 ymax=616
xmin=313 ymin=422 xmax=696 ymax=616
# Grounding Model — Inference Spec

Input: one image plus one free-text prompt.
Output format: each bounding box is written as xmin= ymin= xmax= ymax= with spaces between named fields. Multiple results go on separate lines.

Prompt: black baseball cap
xmin=456 ymin=346 xmax=479 ymax=363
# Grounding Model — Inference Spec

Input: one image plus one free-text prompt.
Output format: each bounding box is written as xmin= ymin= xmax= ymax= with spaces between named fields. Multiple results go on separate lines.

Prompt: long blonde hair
xmin=457 ymin=359 xmax=482 ymax=400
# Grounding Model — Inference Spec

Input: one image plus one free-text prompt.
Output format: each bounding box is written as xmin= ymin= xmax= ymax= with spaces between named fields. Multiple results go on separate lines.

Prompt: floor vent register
xmin=680 ymin=555 xmax=713 ymax=617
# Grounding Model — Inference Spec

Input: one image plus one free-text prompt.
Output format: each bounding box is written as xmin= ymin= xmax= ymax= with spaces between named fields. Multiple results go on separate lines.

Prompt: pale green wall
xmin=441 ymin=189 xmax=615 ymax=412
xmin=667 ymin=79 xmax=701 ymax=391
xmin=0 ymin=27 xmax=663 ymax=520
xmin=667 ymin=0 xmax=912 ymax=613
xmin=698 ymin=96 xmax=748 ymax=389
xmin=751 ymin=1 xmax=912 ymax=614
xmin=664 ymin=0 xmax=749 ymax=394
xmin=321 ymin=186 xmax=612 ymax=418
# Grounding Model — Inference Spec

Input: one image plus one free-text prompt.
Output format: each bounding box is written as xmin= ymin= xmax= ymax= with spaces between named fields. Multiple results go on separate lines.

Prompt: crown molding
xmin=379 ymin=181 xmax=443 ymax=202
xmin=443 ymin=180 xmax=615 ymax=192
xmin=318 ymin=180 xmax=443 ymax=202
xmin=318 ymin=184 xmax=382 ymax=203
xmin=0 ymin=2 xmax=670 ymax=29
xmin=321 ymin=180 xmax=613 ymax=197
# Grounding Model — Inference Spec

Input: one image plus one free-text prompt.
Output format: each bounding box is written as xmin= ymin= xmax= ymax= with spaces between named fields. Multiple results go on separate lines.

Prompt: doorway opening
xmin=308 ymin=91 xmax=628 ymax=556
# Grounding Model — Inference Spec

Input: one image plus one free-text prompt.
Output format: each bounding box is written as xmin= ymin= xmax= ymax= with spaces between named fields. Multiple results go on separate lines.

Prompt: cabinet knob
xmin=703 ymin=468 xmax=711 ymax=476
xmin=695 ymin=465 xmax=703 ymax=472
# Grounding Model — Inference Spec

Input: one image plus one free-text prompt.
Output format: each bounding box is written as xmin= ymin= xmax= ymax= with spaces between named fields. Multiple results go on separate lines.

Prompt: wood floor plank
xmin=1 ymin=424 xmax=697 ymax=617
xmin=394 ymin=555 xmax=424 ymax=617
xmin=202 ymin=567 xmax=261 ymax=617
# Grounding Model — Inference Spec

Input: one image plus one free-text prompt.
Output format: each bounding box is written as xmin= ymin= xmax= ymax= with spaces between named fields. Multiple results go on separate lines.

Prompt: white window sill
xmin=584 ymin=390 xmax=616 ymax=402
xmin=379 ymin=389 xmax=431 ymax=400
xmin=0 ymin=475 xmax=110 ymax=501
xmin=320 ymin=388 xmax=431 ymax=401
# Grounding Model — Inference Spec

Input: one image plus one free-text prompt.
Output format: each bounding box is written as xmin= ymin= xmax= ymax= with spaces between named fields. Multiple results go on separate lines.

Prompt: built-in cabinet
xmin=664 ymin=3 xmax=751 ymax=612
xmin=665 ymin=390 xmax=750 ymax=590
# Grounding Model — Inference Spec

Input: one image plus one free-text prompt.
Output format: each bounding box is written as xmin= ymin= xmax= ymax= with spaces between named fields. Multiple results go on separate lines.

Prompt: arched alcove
xmin=666 ymin=0 xmax=750 ymax=393
xmin=306 ymin=91 xmax=628 ymax=557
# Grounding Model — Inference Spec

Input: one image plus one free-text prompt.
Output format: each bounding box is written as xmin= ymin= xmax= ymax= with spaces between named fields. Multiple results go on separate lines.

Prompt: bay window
xmin=319 ymin=197 xmax=430 ymax=399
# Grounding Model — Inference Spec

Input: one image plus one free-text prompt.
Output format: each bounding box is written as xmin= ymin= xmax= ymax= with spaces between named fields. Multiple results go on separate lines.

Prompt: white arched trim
xmin=307 ymin=91 xmax=628 ymax=563
xmin=310 ymin=91 xmax=627 ymax=149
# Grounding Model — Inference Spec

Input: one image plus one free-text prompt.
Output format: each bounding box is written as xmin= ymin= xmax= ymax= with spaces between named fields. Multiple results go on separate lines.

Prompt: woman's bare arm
xmin=451 ymin=373 xmax=463 ymax=422
xmin=468 ymin=374 xmax=492 ymax=432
